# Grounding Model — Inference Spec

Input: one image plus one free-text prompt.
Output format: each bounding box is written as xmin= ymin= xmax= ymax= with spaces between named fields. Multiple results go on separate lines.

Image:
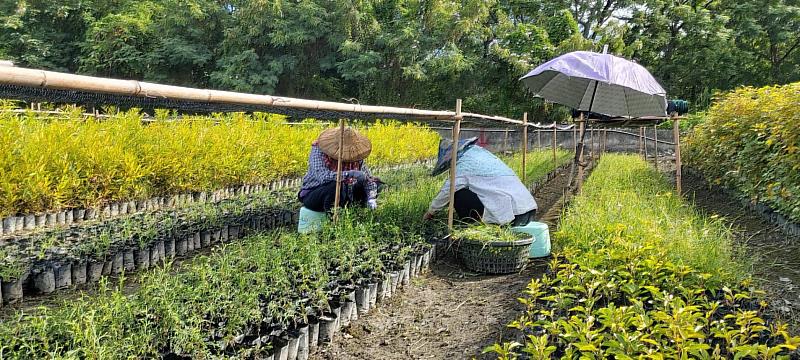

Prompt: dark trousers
xmin=301 ymin=181 xmax=368 ymax=212
xmin=454 ymin=188 xmax=535 ymax=226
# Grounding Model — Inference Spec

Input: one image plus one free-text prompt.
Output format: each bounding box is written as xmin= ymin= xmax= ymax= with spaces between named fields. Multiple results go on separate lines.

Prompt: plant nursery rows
xmin=0 ymin=150 xmax=571 ymax=358
xmin=0 ymin=108 xmax=439 ymax=218
xmin=488 ymin=154 xmax=800 ymax=359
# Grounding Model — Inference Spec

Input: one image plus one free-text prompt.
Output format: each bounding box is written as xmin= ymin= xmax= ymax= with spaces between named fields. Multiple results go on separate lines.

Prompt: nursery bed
xmin=683 ymin=170 xmax=800 ymax=332
xmin=316 ymin=165 xmax=573 ymax=359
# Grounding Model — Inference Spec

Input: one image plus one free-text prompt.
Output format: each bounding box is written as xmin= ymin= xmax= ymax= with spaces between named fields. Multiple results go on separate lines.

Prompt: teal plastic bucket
xmin=512 ymin=221 xmax=551 ymax=258
xmin=297 ymin=207 xmax=328 ymax=234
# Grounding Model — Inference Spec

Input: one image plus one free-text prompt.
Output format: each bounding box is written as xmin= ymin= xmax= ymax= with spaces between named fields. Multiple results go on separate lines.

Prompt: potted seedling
xmin=0 ymin=246 xmax=27 ymax=304
xmin=452 ymin=224 xmax=533 ymax=274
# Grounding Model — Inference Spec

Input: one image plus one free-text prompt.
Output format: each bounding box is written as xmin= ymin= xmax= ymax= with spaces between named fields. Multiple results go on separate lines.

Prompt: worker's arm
xmin=424 ymin=177 xmax=467 ymax=217
xmin=360 ymin=162 xmax=378 ymax=209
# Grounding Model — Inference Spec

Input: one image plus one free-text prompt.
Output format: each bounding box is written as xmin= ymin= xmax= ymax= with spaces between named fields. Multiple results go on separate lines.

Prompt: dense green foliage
xmin=0 ymin=108 xmax=437 ymax=216
xmin=487 ymin=155 xmax=798 ymax=359
xmin=3 ymin=0 xmax=796 ymax=114
xmin=0 ymin=149 xmax=565 ymax=357
xmin=0 ymin=171 xmax=440 ymax=358
xmin=686 ymin=82 xmax=800 ymax=223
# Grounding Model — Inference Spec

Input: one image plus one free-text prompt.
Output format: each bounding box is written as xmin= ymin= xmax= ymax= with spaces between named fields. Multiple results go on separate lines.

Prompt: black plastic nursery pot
xmin=457 ymin=237 xmax=533 ymax=274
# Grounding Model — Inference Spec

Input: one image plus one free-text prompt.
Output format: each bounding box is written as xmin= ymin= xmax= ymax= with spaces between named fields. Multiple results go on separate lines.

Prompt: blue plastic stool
xmin=297 ymin=207 xmax=328 ymax=234
xmin=512 ymin=221 xmax=551 ymax=258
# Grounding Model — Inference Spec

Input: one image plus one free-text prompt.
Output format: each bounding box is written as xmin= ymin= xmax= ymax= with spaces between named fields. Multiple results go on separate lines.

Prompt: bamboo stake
xmin=522 ymin=113 xmax=528 ymax=183
xmin=644 ymin=127 xmax=649 ymax=160
xmin=552 ymin=121 xmax=557 ymax=164
xmin=572 ymin=125 xmax=577 ymax=151
xmin=447 ymin=99 xmax=463 ymax=232
xmin=602 ymin=129 xmax=608 ymax=154
xmin=503 ymin=128 xmax=509 ymax=152
xmin=576 ymin=117 xmax=587 ymax=192
xmin=639 ymin=127 xmax=644 ymax=156
xmin=673 ymin=115 xmax=682 ymax=194
xmin=653 ymin=124 xmax=659 ymax=169
xmin=567 ymin=113 xmax=586 ymax=189
xmin=537 ymin=128 xmax=541 ymax=149
xmin=332 ymin=119 xmax=346 ymax=222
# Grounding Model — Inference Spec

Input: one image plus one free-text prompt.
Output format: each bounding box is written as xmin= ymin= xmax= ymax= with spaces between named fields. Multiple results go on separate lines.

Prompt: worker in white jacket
xmin=423 ymin=137 xmax=537 ymax=225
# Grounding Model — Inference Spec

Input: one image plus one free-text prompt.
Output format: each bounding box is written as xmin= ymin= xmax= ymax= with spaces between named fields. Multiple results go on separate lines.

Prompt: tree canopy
xmin=1 ymin=0 xmax=798 ymax=118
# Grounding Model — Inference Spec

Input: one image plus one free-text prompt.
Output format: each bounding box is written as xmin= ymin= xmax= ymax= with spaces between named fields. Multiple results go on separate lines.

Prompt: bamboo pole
xmin=332 ymin=119 xmax=346 ymax=222
xmin=673 ymin=115 xmax=682 ymax=194
xmin=639 ymin=127 xmax=644 ymax=156
xmin=572 ymin=125 xmax=577 ymax=151
xmin=552 ymin=121 xmax=557 ymax=164
xmin=567 ymin=114 xmax=587 ymax=190
xmin=575 ymin=117 xmax=587 ymax=192
xmin=503 ymin=128 xmax=509 ymax=152
xmin=447 ymin=99 xmax=463 ymax=232
xmin=653 ymin=124 xmax=659 ymax=169
xmin=522 ymin=113 xmax=528 ymax=183
xmin=602 ymin=129 xmax=608 ymax=154
xmin=644 ymin=127 xmax=649 ymax=160
xmin=537 ymin=128 xmax=541 ymax=149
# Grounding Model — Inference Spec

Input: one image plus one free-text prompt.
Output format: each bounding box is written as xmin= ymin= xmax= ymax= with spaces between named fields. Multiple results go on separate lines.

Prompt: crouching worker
xmin=298 ymin=126 xmax=378 ymax=217
xmin=422 ymin=137 xmax=536 ymax=226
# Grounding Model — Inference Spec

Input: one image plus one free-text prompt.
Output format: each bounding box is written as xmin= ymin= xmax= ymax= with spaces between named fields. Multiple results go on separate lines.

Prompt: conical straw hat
xmin=317 ymin=126 xmax=372 ymax=162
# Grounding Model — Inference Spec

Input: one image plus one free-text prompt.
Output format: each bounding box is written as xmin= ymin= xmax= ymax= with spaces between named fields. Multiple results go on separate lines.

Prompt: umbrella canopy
xmin=520 ymin=51 xmax=667 ymax=118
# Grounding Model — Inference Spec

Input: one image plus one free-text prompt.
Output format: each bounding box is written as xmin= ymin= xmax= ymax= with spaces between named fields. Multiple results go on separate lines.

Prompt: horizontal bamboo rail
xmin=0 ymin=66 xmax=549 ymax=127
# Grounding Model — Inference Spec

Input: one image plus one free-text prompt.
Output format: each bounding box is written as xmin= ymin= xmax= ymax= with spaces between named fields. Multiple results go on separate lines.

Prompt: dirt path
xmin=682 ymin=171 xmax=800 ymax=331
xmin=315 ymin=169 xmax=570 ymax=360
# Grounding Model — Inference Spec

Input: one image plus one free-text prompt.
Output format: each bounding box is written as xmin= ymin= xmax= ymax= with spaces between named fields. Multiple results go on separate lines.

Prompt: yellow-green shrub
xmin=0 ymin=110 xmax=438 ymax=216
xmin=686 ymin=82 xmax=800 ymax=222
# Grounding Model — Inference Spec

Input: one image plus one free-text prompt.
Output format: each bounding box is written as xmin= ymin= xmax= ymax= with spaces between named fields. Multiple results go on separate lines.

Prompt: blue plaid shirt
xmin=299 ymin=144 xmax=378 ymax=201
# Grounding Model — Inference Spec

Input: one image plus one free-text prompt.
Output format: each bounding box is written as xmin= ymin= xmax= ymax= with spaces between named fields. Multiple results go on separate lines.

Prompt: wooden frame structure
xmin=575 ymin=115 xmax=685 ymax=193
xmin=0 ymin=65 xmax=574 ymax=233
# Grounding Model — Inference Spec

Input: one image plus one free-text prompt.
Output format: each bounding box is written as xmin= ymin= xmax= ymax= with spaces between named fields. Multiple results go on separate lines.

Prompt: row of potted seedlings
xmin=247 ymin=243 xmax=437 ymax=360
xmin=0 ymin=161 xmax=439 ymax=306
xmin=0 ymin=207 xmax=444 ymax=358
xmin=685 ymin=167 xmax=800 ymax=236
xmin=0 ymin=180 xmax=302 ymax=237
xmin=0 ymin=160 xmax=435 ymax=237
xmin=0 ymin=190 xmax=298 ymax=306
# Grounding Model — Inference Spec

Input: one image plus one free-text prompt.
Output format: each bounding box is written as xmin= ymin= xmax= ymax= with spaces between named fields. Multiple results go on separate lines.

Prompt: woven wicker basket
xmin=457 ymin=237 xmax=533 ymax=274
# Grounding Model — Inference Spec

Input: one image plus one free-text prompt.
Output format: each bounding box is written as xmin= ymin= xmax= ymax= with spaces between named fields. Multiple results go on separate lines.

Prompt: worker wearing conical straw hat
xmin=298 ymin=126 xmax=380 ymax=212
xmin=423 ymin=137 xmax=537 ymax=225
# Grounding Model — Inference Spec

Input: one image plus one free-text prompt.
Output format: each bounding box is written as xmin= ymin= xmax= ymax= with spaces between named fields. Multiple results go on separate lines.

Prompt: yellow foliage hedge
xmin=0 ymin=109 xmax=439 ymax=216
xmin=686 ymin=82 xmax=800 ymax=222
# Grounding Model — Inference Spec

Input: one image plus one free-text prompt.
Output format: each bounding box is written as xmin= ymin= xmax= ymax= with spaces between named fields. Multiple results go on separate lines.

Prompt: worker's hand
xmin=423 ymin=211 xmax=434 ymax=221
xmin=367 ymin=199 xmax=378 ymax=210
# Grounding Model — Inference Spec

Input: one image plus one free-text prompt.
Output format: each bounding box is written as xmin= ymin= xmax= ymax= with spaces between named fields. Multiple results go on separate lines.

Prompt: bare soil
xmin=682 ymin=170 xmax=800 ymax=332
xmin=315 ymin=168 xmax=571 ymax=360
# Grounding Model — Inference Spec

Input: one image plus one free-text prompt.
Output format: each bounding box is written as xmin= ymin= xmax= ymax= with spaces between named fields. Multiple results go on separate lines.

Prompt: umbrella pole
xmin=552 ymin=121 xmax=557 ymax=165
xmin=673 ymin=114 xmax=682 ymax=194
xmin=447 ymin=99 xmax=463 ymax=232
xmin=333 ymin=118 xmax=346 ymax=222
xmin=522 ymin=113 xmax=528 ymax=183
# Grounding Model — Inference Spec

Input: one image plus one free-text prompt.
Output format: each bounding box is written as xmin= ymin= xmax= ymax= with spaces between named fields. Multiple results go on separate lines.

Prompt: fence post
xmin=522 ymin=113 xmax=528 ymax=183
xmin=654 ymin=124 xmax=659 ymax=169
xmin=673 ymin=115 xmax=682 ymax=194
xmin=447 ymin=99 xmax=463 ymax=232
xmin=332 ymin=118 xmax=346 ymax=222
xmin=552 ymin=121 xmax=557 ymax=164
